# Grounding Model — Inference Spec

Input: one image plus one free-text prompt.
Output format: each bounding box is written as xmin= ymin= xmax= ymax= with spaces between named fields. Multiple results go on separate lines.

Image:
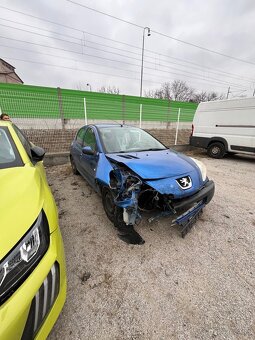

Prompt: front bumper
xmin=0 ymin=227 xmax=66 ymax=340
xmin=172 ymin=180 xmax=215 ymax=237
xmin=172 ymin=180 xmax=215 ymax=210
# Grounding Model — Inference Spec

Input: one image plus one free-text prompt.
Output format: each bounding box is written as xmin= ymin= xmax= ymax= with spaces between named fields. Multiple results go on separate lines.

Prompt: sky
xmin=1 ymin=0 xmax=255 ymax=97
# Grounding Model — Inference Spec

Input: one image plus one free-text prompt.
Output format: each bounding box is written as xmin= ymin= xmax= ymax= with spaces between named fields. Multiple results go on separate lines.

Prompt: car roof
xmin=0 ymin=121 xmax=12 ymax=127
xmin=92 ymin=124 xmax=139 ymax=129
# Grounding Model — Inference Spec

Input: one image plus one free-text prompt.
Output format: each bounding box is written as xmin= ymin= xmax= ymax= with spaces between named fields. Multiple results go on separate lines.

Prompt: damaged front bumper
xmin=109 ymin=164 xmax=215 ymax=238
xmin=146 ymin=180 xmax=215 ymax=237
xmin=171 ymin=180 xmax=215 ymax=237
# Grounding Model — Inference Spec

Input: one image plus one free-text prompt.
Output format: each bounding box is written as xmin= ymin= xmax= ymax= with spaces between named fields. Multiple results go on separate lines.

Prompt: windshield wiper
xmin=138 ymin=148 xmax=166 ymax=152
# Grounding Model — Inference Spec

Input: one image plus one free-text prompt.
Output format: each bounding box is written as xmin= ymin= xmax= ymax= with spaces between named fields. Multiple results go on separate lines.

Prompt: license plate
xmin=173 ymin=201 xmax=205 ymax=238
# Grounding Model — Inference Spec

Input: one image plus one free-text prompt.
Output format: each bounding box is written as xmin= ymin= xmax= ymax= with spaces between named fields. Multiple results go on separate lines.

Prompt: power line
xmin=0 ymin=17 xmax=82 ymax=41
xmin=65 ymin=0 xmax=143 ymax=29
xmin=0 ymin=7 xmax=143 ymax=51
xmin=0 ymin=6 xmax=251 ymax=90
xmin=1 ymin=56 xmax=163 ymax=84
xmin=65 ymin=0 xmax=255 ymax=66
xmin=0 ymin=21 xmax=249 ymax=88
xmin=0 ymin=7 xmax=254 ymax=83
xmin=0 ymin=35 xmax=247 ymax=89
xmin=151 ymin=30 xmax=255 ymax=66
xmin=1 ymin=48 xmax=240 ymax=91
xmin=2 ymin=54 xmax=242 ymax=92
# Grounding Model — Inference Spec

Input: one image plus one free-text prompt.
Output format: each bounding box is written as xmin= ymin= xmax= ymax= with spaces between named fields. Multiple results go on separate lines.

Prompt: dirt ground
xmin=47 ymin=149 xmax=255 ymax=340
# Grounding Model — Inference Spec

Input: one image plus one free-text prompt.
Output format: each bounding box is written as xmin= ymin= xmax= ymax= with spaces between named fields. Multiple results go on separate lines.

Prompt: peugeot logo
xmin=176 ymin=176 xmax=192 ymax=190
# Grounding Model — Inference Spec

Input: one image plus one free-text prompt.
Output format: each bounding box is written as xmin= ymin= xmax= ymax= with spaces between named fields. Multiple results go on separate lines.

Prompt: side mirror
xmin=31 ymin=145 xmax=45 ymax=162
xmin=82 ymin=146 xmax=95 ymax=156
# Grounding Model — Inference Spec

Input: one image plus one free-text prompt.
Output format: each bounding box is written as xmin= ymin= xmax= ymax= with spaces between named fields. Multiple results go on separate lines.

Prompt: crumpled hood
xmin=0 ymin=166 xmax=44 ymax=259
xmin=106 ymin=149 xmax=196 ymax=179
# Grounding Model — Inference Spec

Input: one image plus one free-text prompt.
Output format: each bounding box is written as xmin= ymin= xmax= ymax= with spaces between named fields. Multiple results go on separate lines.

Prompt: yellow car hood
xmin=0 ymin=166 xmax=44 ymax=260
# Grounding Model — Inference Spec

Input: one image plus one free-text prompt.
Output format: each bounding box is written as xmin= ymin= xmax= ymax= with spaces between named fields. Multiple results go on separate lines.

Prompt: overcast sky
xmin=1 ymin=0 xmax=255 ymax=97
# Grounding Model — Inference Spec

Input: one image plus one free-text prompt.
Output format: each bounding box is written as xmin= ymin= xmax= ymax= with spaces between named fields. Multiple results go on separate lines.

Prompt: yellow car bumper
xmin=0 ymin=227 xmax=66 ymax=340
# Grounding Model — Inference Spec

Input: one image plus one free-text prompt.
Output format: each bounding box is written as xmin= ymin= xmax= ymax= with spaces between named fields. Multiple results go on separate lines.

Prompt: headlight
xmin=0 ymin=211 xmax=50 ymax=305
xmin=190 ymin=157 xmax=207 ymax=181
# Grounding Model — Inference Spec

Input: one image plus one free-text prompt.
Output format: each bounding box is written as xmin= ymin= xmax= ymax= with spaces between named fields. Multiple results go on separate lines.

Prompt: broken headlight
xmin=190 ymin=157 xmax=207 ymax=181
xmin=0 ymin=211 xmax=50 ymax=305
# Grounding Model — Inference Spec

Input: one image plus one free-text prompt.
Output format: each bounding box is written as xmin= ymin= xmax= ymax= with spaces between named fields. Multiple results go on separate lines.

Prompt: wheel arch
xmin=207 ymin=137 xmax=228 ymax=150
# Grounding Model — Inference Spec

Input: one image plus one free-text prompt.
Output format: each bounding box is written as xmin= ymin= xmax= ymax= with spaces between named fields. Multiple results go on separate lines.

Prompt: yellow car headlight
xmin=0 ymin=211 xmax=50 ymax=305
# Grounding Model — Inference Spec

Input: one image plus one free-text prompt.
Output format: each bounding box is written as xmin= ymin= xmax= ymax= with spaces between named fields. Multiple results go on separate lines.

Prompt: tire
xmin=102 ymin=188 xmax=117 ymax=223
xmin=70 ymin=155 xmax=79 ymax=175
xmin=207 ymin=142 xmax=225 ymax=159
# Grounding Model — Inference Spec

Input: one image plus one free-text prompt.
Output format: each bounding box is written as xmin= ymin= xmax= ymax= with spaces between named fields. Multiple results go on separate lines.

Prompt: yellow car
xmin=0 ymin=120 xmax=66 ymax=339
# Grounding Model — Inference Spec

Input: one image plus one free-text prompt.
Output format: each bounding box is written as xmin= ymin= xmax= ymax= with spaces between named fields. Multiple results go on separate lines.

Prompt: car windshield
xmin=98 ymin=126 xmax=166 ymax=153
xmin=0 ymin=127 xmax=22 ymax=169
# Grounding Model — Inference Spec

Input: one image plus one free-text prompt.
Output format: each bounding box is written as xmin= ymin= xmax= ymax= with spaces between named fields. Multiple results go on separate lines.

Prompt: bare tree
xmin=145 ymin=88 xmax=165 ymax=99
xmin=98 ymin=86 xmax=120 ymax=94
xmin=192 ymin=91 xmax=209 ymax=103
xmin=146 ymin=80 xmax=225 ymax=103
xmin=192 ymin=91 xmax=225 ymax=103
xmin=171 ymin=80 xmax=194 ymax=101
xmin=145 ymin=80 xmax=194 ymax=101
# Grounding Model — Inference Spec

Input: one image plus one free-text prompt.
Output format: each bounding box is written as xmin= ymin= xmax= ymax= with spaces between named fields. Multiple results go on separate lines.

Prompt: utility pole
xmin=226 ymin=87 xmax=230 ymax=99
xmin=140 ymin=27 xmax=151 ymax=97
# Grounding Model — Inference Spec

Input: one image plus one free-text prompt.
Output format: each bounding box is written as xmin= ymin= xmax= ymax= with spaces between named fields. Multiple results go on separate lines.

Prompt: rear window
xmin=0 ymin=127 xmax=23 ymax=169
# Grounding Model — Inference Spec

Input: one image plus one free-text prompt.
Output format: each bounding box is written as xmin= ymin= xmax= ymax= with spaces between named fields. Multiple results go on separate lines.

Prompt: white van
xmin=190 ymin=97 xmax=255 ymax=158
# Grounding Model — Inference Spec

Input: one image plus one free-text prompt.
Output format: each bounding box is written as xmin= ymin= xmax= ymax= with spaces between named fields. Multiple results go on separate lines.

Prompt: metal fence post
xmin=84 ymin=97 xmax=88 ymax=125
xmin=57 ymin=87 xmax=65 ymax=129
xmin=122 ymin=95 xmax=126 ymax=125
xmin=175 ymin=108 xmax=181 ymax=145
xmin=139 ymin=104 xmax=142 ymax=128
xmin=166 ymin=100 xmax=171 ymax=129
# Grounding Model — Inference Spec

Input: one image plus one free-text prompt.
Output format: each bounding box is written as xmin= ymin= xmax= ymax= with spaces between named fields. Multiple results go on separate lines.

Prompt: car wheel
xmin=102 ymin=187 xmax=116 ymax=223
xmin=70 ymin=156 xmax=79 ymax=175
xmin=207 ymin=142 xmax=225 ymax=158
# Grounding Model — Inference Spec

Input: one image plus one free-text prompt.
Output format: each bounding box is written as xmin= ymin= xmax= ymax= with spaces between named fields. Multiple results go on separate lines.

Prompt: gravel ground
xmin=47 ymin=150 xmax=255 ymax=340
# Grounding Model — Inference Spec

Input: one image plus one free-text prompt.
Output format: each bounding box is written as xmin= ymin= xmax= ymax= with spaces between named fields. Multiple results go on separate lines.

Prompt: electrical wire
xmin=0 ymin=21 xmax=249 ymax=88
xmin=0 ymin=4 xmax=252 ymax=92
xmin=0 ymin=36 xmax=247 ymax=89
xmin=0 ymin=7 xmax=254 ymax=82
xmin=64 ymin=0 xmax=255 ymax=66
xmin=1 ymin=56 xmax=162 ymax=84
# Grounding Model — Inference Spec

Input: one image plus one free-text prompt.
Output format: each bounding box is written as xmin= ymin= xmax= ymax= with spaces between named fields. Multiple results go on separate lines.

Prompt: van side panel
xmin=191 ymin=98 xmax=255 ymax=154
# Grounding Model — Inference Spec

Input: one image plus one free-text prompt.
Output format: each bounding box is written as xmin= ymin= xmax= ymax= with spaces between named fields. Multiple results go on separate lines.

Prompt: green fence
xmin=0 ymin=83 xmax=197 ymax=124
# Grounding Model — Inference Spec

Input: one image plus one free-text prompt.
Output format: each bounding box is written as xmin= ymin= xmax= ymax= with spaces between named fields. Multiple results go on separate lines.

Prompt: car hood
xmin=106 ymin=149 xmax=196 ymax=179
xmin=0 ymin=166 xmax=44 ymax=260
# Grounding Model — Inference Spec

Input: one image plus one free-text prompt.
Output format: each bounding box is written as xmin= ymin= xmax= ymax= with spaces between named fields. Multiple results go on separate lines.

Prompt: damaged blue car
xmin=70 ymin=124 xmax=215 ymax=244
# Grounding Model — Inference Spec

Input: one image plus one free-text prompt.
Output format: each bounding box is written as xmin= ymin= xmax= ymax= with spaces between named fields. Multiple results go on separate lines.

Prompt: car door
xmin=71 ymin=127 xmax=86 ymax=174
xmin=79 ymin=127 xmax=99 ymax=189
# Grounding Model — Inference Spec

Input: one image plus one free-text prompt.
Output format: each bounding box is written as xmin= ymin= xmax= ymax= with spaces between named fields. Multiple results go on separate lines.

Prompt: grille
xmin=21 ymin=262 xmax=60 ymax=340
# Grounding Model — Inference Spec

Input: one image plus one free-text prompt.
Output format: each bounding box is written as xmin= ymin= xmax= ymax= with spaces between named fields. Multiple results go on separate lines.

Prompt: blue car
xmin=70 ymin=124 xmax=215 ymax=244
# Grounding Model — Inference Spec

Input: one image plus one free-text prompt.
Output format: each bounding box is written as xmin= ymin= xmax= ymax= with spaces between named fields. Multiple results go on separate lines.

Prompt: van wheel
xmin=207 ymin=142 xmax=225 ymax=158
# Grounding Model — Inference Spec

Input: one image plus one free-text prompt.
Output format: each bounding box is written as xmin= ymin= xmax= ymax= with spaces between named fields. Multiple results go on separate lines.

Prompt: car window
xmin=84 ymin=128 xmax=97 ymax=151
xmin=12 ymin=125 xmax=32 ymax=158
xmin=0 ymin=127 xmax=23 ymax=169
xmin=76 ymin=128 xmax=86 ymax=146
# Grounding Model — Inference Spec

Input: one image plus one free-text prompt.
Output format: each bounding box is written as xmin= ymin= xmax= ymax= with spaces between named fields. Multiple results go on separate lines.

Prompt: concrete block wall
xmin=24 ymin=128 xmax=191 ymax=153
